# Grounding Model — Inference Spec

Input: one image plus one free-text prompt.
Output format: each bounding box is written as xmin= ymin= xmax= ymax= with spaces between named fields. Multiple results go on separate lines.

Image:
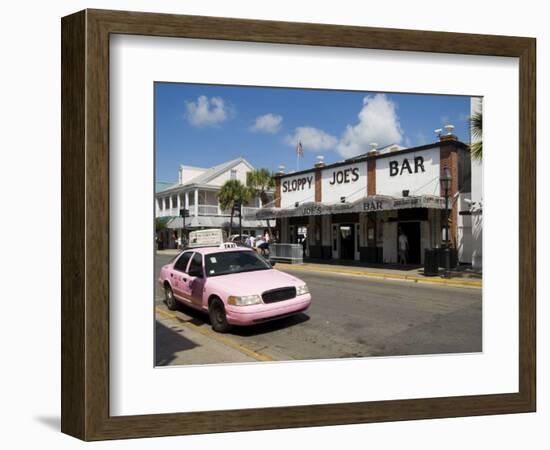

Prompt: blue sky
xmin=155 ymin=82 xmax=475 ymax=183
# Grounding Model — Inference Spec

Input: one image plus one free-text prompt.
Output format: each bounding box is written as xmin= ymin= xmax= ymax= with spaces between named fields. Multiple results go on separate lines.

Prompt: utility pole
xmin=179 ymin=208 xmax=189 ymax=247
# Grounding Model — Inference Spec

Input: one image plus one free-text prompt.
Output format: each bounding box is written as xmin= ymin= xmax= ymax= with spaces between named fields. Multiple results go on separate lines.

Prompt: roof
xmin=187 ymin=157 xmax=253 ymax=185
xmin=166 ymin=215 xmax=267 ymax=229
xmin=275 ymin=139 xmax=468 ymax=179
xmin=247 ymin=194 xmax=448 ymax=220
xmin=344 ymin=143 xmax=406 ymax=161
xmin=155 ymin=181 xmax=176 ymax=193
xmin=156 ymin=157 xmax=254 ymax=194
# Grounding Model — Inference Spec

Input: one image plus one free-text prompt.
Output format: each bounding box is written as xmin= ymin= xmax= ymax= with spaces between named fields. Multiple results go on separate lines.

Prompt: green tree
xmin=470 ymin=111 xmax=483 ymax=160
xmin=217 ymin=179 xmax=252 ymax=237
xmin=247 ymin=168 xmax=276 ymax=239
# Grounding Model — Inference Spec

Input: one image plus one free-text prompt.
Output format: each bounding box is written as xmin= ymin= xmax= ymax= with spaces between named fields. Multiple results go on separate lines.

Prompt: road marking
xmin=155 ymin=306 xmax=275 ymax=362
xmin=279 ymin=265 xmax=482 ymax=289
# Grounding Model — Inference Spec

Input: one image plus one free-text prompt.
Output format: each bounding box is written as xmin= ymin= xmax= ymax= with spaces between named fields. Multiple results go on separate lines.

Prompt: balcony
xmin=156 ymin=205 xmax=261 ymax=218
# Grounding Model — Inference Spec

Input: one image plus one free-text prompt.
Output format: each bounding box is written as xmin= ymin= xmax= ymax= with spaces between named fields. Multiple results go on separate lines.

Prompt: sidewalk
xmin=156 ymin=249 xmax=181 ymax=256
xmin=280 ymin=260 xmax=482 ymax=288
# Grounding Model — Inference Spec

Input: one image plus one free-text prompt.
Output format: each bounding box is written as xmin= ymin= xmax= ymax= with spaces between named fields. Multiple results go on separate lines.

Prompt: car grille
xmin=262 ymin=286 xmax=297 ymax=304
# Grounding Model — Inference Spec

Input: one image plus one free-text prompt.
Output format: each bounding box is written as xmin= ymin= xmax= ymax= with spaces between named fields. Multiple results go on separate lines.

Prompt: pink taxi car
xmin=158 ymin=246 xmax=312 ymax=332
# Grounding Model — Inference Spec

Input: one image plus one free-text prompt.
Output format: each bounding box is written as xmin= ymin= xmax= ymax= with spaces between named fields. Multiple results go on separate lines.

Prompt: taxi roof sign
xmin=187 ymin=229 xmax=227 ymax=248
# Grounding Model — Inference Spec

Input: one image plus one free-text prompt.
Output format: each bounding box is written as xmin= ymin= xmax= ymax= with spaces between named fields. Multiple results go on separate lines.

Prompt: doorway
xmin=339 ymin=224 xmax=355 ymax=260
xmin=397 ymin=221 xmax=421 ymax=264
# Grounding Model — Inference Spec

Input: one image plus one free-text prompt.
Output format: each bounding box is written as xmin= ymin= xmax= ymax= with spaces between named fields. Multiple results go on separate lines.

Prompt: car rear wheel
xmin=209 ymin=299 xmax=231 ymax=333
xmin=164 ymin=285 xmax=178 ymax=311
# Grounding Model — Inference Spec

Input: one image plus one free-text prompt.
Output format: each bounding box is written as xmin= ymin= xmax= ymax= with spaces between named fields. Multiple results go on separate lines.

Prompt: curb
xmin=279 ymin=265 xmax=482 ymax=288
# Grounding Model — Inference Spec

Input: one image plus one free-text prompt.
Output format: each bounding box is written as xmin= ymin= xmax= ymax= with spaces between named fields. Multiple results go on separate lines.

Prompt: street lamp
xmin=179 ymin=207 xmax=189 ymax=247
xmin=440 ymin=166 xmax=452 ymax=277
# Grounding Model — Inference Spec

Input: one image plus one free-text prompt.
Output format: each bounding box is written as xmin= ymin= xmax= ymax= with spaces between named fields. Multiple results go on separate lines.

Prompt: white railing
xmin=198 ymin=205 xmax=219 ymax=215
xmin=157 ymin=205 xmax=261 ymax=217
xmin=242 ymin=207 xmax=259 ymax=215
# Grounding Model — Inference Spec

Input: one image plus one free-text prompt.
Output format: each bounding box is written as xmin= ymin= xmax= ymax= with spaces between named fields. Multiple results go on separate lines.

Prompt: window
xmin=188 ymin=253 xmax=204 ymax=277
xmin=205 ymin=251 xmax=271 ymax=277
xmin=230 ymin=169 xmax=237 ymax=180
xmin=173 ymin=252 xmax=192 ymax=272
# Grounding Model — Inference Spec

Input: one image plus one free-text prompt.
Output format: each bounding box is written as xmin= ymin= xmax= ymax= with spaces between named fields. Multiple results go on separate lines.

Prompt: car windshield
xmin=205 ymin=250 xmax=271 ymax=277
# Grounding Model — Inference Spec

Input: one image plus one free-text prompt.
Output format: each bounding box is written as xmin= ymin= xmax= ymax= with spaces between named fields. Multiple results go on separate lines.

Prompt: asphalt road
xmin=154 ymin=253 xmax=482 ymax=365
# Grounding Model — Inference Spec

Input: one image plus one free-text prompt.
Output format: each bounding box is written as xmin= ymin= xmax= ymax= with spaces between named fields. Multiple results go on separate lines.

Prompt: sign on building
xmin=321 ymin=162 xmax=368 ymax=203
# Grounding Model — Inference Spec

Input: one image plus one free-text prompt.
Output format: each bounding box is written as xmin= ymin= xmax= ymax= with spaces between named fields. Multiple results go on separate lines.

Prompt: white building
xmin=251 ymin=132 xmax=478 ymax=267
xmin=155 ymin=157 xmax=270 ymax=247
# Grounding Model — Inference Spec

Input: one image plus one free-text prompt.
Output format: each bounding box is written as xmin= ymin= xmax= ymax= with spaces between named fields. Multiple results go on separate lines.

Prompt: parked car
xmin=158 ymin=245 xmax=311 ymax=332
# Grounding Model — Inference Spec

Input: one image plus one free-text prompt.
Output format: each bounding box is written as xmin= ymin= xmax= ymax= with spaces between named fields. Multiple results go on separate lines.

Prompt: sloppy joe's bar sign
xmin=321 ymin=162 xmax=367 ymax=203
xmin=279 ymin=173 xmax=315 ymax=208
xmin=282 ymin=175 xmax=314 ymax=192
xmin=253 ymin=195 xmax=447 ymax=219
xmin=376 ymin=147 xmax=440 ymax=197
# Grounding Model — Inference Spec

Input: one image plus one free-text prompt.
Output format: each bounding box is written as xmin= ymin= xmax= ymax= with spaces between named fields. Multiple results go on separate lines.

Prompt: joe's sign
xmin=321 ymin=163 xmax=367 ymax=203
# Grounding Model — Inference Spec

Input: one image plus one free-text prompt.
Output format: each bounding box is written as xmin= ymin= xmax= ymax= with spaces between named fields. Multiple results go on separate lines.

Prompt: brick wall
xmin=439 ymin=138 xmax=459 ymax=247
xmin=367 ymin=158 xmax=376 ymax=195
xmin=315 ymin=169 xmax=322 ymax=202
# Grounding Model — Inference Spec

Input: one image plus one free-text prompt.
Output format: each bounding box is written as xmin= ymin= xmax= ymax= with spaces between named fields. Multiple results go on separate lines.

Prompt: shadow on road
xmin=155 ymin=319 xmax=200 ymax=366
xmin=162 ymin=300 xmax=311 ymax=338
xmin=231 ymin=313 xmax=311 ymax=337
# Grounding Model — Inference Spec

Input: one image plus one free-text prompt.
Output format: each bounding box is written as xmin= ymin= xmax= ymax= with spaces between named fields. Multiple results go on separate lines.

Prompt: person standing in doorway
xmin=398 ymin=228 xmax=409 ymax=265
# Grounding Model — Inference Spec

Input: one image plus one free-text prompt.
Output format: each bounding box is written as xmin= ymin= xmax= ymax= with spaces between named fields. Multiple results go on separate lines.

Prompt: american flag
xmin=296 ymin=141 xmax=304 ymax=156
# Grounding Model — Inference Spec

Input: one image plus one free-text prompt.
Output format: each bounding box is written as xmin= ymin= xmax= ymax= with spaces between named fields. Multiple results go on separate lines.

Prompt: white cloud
xmin=185 ymin=96 xmax=230 ymax=127
xmin=337 ymin=94 xmax=403 ymax=158
xmin=284 ymin=126 xmax=338 ymax=151
xmin=250 ymin=113 xmax=283 ymax=134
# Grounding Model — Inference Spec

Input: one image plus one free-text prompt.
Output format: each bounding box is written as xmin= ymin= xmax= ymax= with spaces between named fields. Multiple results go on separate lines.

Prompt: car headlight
xmin=296 ymin=284 xmax=309 ymax=296
xmin=227 ymin=295 xmax=262 ymax=306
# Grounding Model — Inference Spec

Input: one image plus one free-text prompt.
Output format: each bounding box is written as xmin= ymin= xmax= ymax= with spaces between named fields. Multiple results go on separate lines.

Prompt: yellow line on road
xmin=155 ymin=306 xmax=274 ymax=362
xmin=279 ymin=265 xmax=482 ymax=288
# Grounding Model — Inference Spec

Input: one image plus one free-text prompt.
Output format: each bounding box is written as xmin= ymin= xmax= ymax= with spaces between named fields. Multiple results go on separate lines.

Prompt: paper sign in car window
xmin=210 ymin=257 xmax=217 ymax=263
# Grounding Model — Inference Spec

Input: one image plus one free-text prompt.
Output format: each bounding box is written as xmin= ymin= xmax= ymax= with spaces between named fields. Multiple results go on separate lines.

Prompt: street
xmin=154 ymin=253 xmax=482 ymax=365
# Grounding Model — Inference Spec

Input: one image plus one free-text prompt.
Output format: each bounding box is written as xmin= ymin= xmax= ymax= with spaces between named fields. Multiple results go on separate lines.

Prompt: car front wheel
xmin=209 ymin=299 xmax=231 ymax=333
xmin=164 ymin=285 xmax=178 ymax=311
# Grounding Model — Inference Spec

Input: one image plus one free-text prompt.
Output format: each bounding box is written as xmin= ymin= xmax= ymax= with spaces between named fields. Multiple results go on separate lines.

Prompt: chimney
xmin=368 ymin=142 xmax=379 ymax=155
xmin=440 ymin=124 xmax=457 ymax=142
xmin=314 ymin=155 xmax=326 ymax=168
xmin=276 ymin=164 xmax=286 ymax=176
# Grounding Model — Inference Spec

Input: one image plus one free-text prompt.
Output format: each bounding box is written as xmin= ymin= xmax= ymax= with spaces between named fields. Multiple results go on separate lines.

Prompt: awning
xmin=166 ymin=215 xmax=268 ymax=230
xmin=245 ymin=194 xmax=448 ymax=220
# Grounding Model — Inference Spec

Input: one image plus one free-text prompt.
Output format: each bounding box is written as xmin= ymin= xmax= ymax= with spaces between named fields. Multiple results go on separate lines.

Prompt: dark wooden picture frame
xmin=61 ymin=9 xmax=536 ymax=441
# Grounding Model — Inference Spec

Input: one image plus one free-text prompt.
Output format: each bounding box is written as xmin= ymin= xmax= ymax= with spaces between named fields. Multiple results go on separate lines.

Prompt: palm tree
xmin=217 ymin=179 xmax=252 ymax=237
xmin=470 ymin=111 xmax=483 ymax=160
xmin=247 ymin=168 xmax=276 ymax=238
